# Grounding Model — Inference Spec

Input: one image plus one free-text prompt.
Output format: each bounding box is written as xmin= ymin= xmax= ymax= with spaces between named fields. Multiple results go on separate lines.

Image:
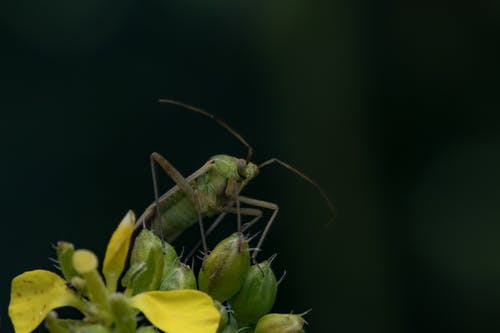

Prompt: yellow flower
xmin=9 ymin=211 xmax=221 ymax=333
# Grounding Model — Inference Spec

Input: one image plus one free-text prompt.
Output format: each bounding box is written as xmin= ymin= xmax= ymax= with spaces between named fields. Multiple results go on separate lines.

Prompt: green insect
xmin=135 ymin=99 xmax=333 ymax=263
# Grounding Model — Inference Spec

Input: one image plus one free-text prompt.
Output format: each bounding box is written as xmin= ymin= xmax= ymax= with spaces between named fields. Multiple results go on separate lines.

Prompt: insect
xmin=135 ymin=99 xmax=334 ymax=263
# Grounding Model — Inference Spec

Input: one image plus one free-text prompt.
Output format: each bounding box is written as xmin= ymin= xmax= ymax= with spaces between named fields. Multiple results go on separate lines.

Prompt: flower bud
xmin=56 ymin=242 xmax=79 ymax=282
xmin=45 ymin=311 xmax=112 ymax=333
xmin=217 ymin=314 xmax=238 ymax=333
xmin=75 ymin=325 xmax=112 ymax=333
xmin=125 ymin=229 xmax=163 ymax=265
xmin=121 ymin=229 xmax=164 ymax=295
xmin=229 ymin=261 xmax=277 ymax=325
xmin=69 ymin=276 xmax=87 ymax=296
xmin=109 ymin=293 xmax=136 ymax=333
xmin=238 ymin=328 xmax=254 ymax=333
xmin=161 ymin=240 xmax=178 ymax=273
xmin=213 ymin=300 xmax=229 ymax=329
xmin=254 ymin=313 xmax=306 ymax=333
xmin=198 ymin=233 xmax=250 ymax=302
xmin=136 ymin=326 xmax=157 ymax=333
xmin=159 ymin=262 xmax=196 ymax=291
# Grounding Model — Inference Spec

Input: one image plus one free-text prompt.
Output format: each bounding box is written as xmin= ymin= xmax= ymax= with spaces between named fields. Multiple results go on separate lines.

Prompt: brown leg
xmin=184 ymin=206 xmax=263 ymax=262
xmin=149 ymin=152 xmax=214 ymax=255
xmin=238 ymin=196 xmax=279 ymax=263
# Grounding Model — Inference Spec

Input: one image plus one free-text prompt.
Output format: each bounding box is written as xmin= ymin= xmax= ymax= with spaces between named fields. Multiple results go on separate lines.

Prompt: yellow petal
xmin=103 ymin=210 xmax=135 ymax=291
xmin=9 ymin=270 xmax=82 ymax=333
xmin=130 ymin=290 xmax=220 ymax=333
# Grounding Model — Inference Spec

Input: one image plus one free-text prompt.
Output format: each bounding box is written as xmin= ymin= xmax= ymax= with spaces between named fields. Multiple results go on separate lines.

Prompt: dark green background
xmin=2 ymin=1 xmax=500 ymax=332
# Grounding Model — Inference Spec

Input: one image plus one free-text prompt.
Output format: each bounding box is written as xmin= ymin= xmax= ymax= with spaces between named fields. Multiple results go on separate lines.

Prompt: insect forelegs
xmin=238 ymin=196 xmax=279 ymax=264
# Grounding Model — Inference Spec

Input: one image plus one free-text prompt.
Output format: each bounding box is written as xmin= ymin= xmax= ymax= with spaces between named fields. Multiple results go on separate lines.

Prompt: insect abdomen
xmin=155 ymin=195 xmax=199 ymax=242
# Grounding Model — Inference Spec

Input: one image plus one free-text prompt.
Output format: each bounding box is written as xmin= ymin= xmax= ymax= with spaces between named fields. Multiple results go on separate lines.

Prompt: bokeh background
xmin=1 ymin=1 xmax=500 ymax=332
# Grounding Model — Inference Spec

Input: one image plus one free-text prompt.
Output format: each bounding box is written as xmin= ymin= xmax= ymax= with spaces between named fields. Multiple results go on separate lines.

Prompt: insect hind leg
xmin=150 ymin=152 xmax=208 ymax=256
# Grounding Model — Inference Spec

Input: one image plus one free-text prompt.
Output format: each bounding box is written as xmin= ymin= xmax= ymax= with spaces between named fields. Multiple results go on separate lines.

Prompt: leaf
xmin=130 ymin=290 xmax=220 ymax=333
xmin=9 ymin=270 xmax=82 ymax=333
xmin=103 ymin=210 xmax=135 ymax=291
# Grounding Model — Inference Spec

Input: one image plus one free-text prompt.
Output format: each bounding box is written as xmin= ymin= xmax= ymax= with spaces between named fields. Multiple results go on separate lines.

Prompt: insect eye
xmin=237 ymin=159 xmax=247 ymax=177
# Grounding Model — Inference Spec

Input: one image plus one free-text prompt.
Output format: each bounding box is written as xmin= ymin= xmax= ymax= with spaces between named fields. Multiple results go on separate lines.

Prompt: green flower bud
xmin=218 ymin=324 xmax=238 ymax=333
xmin=134 ymin=230 xmax=177 ymax=263
xmin=254 ymin=314 xmax=305 ymax=333
xmin=214 ymin=300 xmax=229 ymax=328
xmin=56 ymin=242 xmax=79 ymax=282
xmin=125 ymin=229 xmax=163 ymax=266
xmin=137 ymin=326 xmax=157 ymax=333
xmin=45 ymin=312 xmax=111 ymax=333
xmin=121 ymin=229 xmax=164 ymax=295
xmin=217 ymin=314 xmax=238 ymax=333
xmin=122 ymin=230 xmax=160 ymax=285
xmin=161 ymin=241 xmax=178 ymax=274
xmin=159 ymin=262 xmax=197 ymax=290
xmin=109 ymin=293 xmax=136 ymax=333
xmin=198 ymin=233 xmax=250 ymax=302
xmin=230 ymin=261 xmax=277 ymax=325
xmin=69 ymin=276 xmax=87 ymax=296
xmin=75 ymin=325 xmax=112 ymax=333
xmin=238 ymin=328 xmax=255 ymax=333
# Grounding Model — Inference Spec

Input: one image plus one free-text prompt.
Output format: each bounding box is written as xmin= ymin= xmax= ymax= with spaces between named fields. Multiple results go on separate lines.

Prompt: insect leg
xmin=238 ymin=196 xmax=279 ymax=263
xmin=151 ymin=152 xmax=195 ymax=197
xmin=184 ymin=207 xmax=263 ymax=262
xmin=224 ymin=207 xmax=263 ymax=232
xmin=150 ymin=155 xmax=165 ymax=246
xmin=150 ymin=152 xmax=209 ymax=256
xmin=193 ymin=190 xmax=208 ymax=258
xmin=212 ymin=205 xmax=263 ymax=233
xmin=184 ymin=212 xmax=227 ymax=262
xmin=236 ymin=192 xmax=241 ymax=233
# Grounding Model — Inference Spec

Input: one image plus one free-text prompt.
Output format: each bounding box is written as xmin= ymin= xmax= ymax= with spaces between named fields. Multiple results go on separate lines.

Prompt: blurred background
xmin=1 ymin=0 xmax=500 ymax=332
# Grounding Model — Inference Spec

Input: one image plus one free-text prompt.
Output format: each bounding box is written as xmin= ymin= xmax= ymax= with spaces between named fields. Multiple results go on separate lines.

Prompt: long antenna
xmin=158 ymin=98 xmax=254 ymax=162
xmin=258 ymin=158 xmax=336 ymax=221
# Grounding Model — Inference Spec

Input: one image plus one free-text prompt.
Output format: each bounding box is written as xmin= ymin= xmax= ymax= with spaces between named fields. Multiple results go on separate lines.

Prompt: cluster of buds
xmin=8 ymin=211 xmax=308 ymax=333
xmin=198 ymin=233 xmax=306 ymax=333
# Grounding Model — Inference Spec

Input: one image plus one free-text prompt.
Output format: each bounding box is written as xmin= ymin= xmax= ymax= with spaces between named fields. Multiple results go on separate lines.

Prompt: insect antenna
xmin=258 ymin=158 xmax=336 ymax=222
xmin=158 ymin=98 xmax=254 ymax=162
